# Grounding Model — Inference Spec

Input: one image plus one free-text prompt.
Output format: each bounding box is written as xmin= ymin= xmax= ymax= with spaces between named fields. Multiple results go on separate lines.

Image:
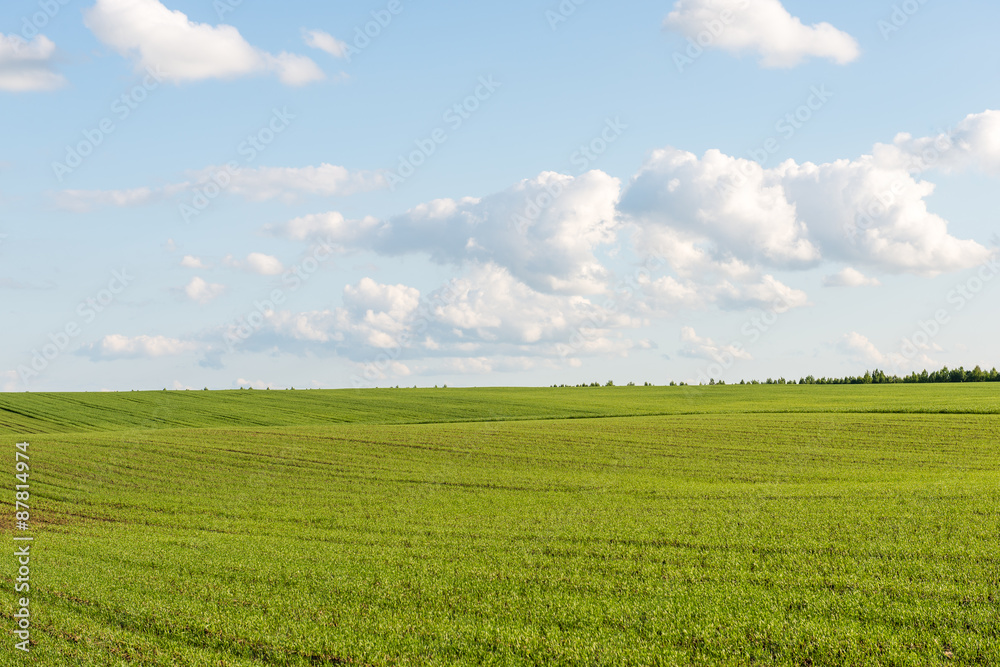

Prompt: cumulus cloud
xmin=622 ymin=147 xmax=819 ymax=268
xmin=234 ymin=378 xmax=273 ymax=389
xmin=778 ymin=157 xmax=989 ymax=275
xmin=273 ymin=171 xmax=622 ymax=295
xmin=228 ymin=266 xmax=647 ymax=374
xmin=224 ymin=253 xmax=284 ymax=276
xmin=641 ymin=268 xmax=808 ymax=313
xmin=184 ymin=276 xmax=225 ymax=304
xmin=271 ymin=211 xmax=382 ymax=245
xmin=823 ymin=267 xmax=880 ymax=288
xmin=841 ymin=329 xmax=948 ymax=373
xmin=620 ymin=146 xmax=991 ymax=278
xmin=302 ymin=29 xmax=349 ymax=58
xmin=0 ymin=34 xmax=66 ymax=91
xmin=245 ymin=253 xmax=284 ymax=276
xmin=252 ymin=108 xmax=997 ymax=352
xmin=680 ymin=326 xmax=753 ymax=363
xmin=180 ymin=255 xmax=206 ymax=269
xmin=665 ymin=0 xmax=860 ymax=68
xmin=84 ymin=0 xmax=324 ymax=85
xmin=839 ymin=332 xmax=888 ymax=366
xmin=877 ymin=110 xmax=1000 ymax=175
xmin=55 ymin=164 xmax=387 ymax=212
xmin=81 ymin=334 xmax=201 ymax=360
xmin=425 ymin=264 xmax=637 ymax=347
xmin=249 ymin=277 xmax=423 ymax=350
xmin=338 ymin=278 xmax=422 ymax=349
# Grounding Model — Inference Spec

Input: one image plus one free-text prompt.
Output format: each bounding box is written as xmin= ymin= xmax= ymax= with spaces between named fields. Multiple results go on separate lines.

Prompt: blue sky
xmin=2 ymin=0 xmax=999 ymax=391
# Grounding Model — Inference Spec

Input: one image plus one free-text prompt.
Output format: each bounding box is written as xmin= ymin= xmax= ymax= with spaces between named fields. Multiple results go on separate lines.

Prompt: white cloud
xmin=215 ymin=164 xmax=387 ymax=201
xmin=620 ymin=146 xmax=992 ymax=278
xmin=273 ymin=170 xmax=622 ymax=295
xmin=680 ymin=326 xmax=753 ymax=363
xmin=778 ymin=157 xmax=989 ymax=275
xmin=339 ymin=278 xmax=423 ymax=348
xmin=823 ymin=267 xmax=880 ymax=288
xmin=229 ymin=266 xmax=646 ymax=373
xmin=665 ymin=0 xmax=860 ymax=68
xmin=55 ymin=183 xmax=191 ymax=211
xmin=254 ymin=109 xmax=995 ymax=336
xmin=631 ymin=229 xmax=811 ymax=313
xmin=839 ymin=332 xmax=888 ymax=366
xmin=256 ymin=278 xmax=422 ymax=350
xmin=245 ymin=253 xmax=284 ymax=276
xmin=234 ymin=378 xmax=273 ymax=389
xmin=878 ymin=110 xmax=1000 ymax=175
xmin=184 ymin=276 xmax=225 ymax=304
xmin=273 ymin=211 xmax=383 ymax=244
xmin=837 ymin=331 xmax=940 ymax=372
xmin=180 ymin=255 xmax=206 ymax=269
xmin=623 ymin=147 xmax=819 ymax=268
xmin=225 ymin=253 xmax=285 ymax=276
xmin=343 ymin=361 xmax=412 ymax=383
xmin=302 ymin=29 xmax=348 ymax=58
xmin=83 ymin=334 xmax=201 ymax=360
xmin=55 ymin=164 xmax=386 ymax=212
xmin=426 ymin=264 xmax=635 ymax=346
xmin=1 ymin=369 xmax=21 ymax=392
xmin=84 ymin=0 xmax=324 ymax=85
xmin=0 ymin=34 xmax=66 ymax=91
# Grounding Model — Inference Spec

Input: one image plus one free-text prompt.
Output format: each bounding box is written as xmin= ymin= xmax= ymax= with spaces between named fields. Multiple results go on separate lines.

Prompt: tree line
xmin=795 ymin=366 xmax=1000 ymax=385
xmin=552 ymin=366 xmax=1000 ymax=387
xmin=710 ymin=365 xmax=1000 ymax=385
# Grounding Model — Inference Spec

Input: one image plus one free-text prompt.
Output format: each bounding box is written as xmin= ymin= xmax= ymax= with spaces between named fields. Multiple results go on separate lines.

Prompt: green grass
xmin=2 ymin=386 xmax=999 ymax=665
xmin=1 ymin=384 xmax=998 ymax=434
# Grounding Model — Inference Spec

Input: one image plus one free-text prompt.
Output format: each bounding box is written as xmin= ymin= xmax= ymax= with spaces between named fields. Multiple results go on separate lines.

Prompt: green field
xmin=2 ymin=385 xmax=999 ymax=665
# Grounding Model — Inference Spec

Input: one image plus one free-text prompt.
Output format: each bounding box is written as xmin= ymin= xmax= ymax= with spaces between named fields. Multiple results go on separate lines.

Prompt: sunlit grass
xmin=1 ymin=387 xmax=998 ymax=665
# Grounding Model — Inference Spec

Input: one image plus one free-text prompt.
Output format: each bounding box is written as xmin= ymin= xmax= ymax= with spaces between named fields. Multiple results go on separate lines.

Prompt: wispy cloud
xmin=302 ymin=29 xmax=349 ymax=58
xmin=80 ymin=334 xmax=202 ymax=360
xmin=0 ymin=34 xmax=66 ymax=91
xmin=55 ymin=164 xmax=388 ymax=212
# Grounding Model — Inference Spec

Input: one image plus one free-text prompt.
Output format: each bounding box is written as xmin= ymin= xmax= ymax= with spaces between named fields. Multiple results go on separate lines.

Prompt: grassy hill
xmin=1 ymin=386 xmax=998 ymax=665
xmin=1 ymin=383 xmax=998 ymax=435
